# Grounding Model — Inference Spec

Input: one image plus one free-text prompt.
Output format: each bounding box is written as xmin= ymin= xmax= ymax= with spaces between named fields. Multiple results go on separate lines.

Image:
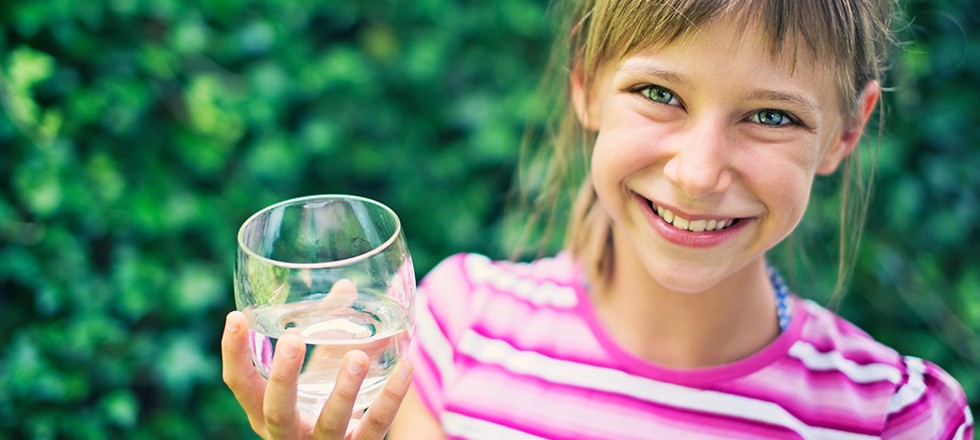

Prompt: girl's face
xmin=574 ymin=17 xmax=877 ymax=293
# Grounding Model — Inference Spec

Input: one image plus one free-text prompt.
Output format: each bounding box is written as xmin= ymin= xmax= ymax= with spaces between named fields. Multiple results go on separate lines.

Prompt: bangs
xmin=577 ymin=0 xmax=882 ymax=115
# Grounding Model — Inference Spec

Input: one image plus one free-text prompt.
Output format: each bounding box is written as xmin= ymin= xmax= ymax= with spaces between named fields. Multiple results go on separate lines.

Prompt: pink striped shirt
xmin=408 ymin=253 xmax=973 ymax=439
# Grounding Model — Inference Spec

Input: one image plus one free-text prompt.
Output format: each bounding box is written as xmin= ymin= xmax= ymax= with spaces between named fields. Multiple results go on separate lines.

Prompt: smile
xmin=647 ymin=200 xmax=741 ymax=233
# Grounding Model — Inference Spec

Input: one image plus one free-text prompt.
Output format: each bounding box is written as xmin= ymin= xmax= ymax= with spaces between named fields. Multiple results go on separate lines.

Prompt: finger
xmin=317 ymin=279 xmax=359 ymax=311
xmin=353 ymin=361 xmax=413 ymax=440
xmin=221 ymin=311 xmax=269 ymax=431
xmin=263 ymin=333 xmax=306 ymax=439
xmin=313 ymin=351 xmax=370 ymax=439
xmin=331 ymin=279 xmax=357 ymax=294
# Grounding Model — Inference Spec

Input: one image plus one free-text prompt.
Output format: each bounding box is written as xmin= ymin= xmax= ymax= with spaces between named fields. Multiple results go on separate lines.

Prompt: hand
xmin=222 ymin=309 xmax=414 ymax=439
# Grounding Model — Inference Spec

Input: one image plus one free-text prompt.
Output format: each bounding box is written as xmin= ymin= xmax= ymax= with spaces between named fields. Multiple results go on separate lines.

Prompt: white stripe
xmin=416 ymin=293 xmax=456 ymax=384
xmin=442 ymin=412 xmax=548 ymax=440
xmin=789 ymin=341 xmax=903 ymax=384
xmin=464 ymin=254 xmax=577 ymax=308
xmin=887 ymin=356 xmax=927 ymax=414
xmin=952 ymin=406 xmax=974 ymax=440
xmin=459 ymin=331 xmax=877 ymax=440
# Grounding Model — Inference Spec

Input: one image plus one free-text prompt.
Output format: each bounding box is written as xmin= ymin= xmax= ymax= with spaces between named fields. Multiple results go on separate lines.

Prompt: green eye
xmin=643 ymin=86 xmax=675 ymax=104
xmin=755 ymin=109 xmax=789 ymax=126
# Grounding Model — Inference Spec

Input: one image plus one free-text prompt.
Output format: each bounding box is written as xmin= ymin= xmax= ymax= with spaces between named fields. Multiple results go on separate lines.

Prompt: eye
xmin=640 ymin=85 xmax=679 ymax=105
xmin=750 ymin=109 xmax=795 ymax=127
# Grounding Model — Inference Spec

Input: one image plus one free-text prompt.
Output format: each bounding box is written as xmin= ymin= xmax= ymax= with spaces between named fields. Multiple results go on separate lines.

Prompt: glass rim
xmin=236 ymin=194 xmax=403 ymax=269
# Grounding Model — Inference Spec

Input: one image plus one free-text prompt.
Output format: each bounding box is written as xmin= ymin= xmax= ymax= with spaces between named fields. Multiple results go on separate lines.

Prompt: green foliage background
xmin=0 ymin=0 xmax=976 ymax=437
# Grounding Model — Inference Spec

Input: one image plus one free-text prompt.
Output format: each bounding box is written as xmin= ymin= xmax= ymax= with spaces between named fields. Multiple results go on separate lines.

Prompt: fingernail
xmin=395 ymin=362 xmax=413 ymax=383
xmin=346 ymin=356 xmax=365 ymax=375
xmin=226 ymin=318 xmax=240 ymax=334
xmin=280 ymin=342 xmax=298 ymax=359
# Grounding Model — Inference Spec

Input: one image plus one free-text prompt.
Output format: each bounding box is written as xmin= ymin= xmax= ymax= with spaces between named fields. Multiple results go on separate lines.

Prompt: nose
xmin=662 ymin=119 xmax=734 ymax=199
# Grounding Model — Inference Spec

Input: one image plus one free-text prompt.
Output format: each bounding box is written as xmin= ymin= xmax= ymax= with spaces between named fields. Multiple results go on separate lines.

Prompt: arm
xmin=387 ymin=384 xmax=446 ymax=439
xmin=882 ymin=357 xmax=973 ymax=439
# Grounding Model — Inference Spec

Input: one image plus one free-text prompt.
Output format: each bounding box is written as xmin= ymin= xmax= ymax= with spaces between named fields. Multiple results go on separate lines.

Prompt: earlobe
xmin=571 ymin=61 xmax=600 ymax=131
xmin=817 ymin=81 xmax=881 ymax=175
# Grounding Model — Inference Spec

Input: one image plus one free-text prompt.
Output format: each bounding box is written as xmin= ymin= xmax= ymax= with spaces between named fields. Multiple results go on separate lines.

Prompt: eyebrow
xmin=744 ymin=89 xmax=822 ymax=114
xmin=616 ymin=63 xmax=691 ymax=88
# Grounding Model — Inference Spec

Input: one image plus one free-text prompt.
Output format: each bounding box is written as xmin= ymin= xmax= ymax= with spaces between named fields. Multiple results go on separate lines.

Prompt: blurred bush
xmin=852 ymin=0 xmax=980 ymax=415
xmin=0 ymin=0 xmax=975 ymax=438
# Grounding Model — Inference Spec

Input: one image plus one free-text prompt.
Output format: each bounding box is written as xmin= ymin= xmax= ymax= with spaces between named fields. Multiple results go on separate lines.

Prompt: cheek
xmin=748 ymin=160 xmax=816 ymax=225
xmin=589 ymin=133 xmax=623 ymax=211
xmin=590 ymin=132 xmax=651 ymax=199
xmin=589 ymin=131 xmax=642 ymax=226
xmin=590 ymin=113 xmax=672 ymax=186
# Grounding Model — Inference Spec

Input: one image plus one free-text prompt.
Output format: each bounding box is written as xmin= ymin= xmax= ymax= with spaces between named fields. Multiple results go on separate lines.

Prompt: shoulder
xmin=417 ymin=252 xmax=582 ymax=338
xmin=420 ymin=252 xmax=582 ymax=306
xmin=423 ymin=251 xmax=582 ymax=281
xmin=793 ymin=300 xmax=974 ymax=439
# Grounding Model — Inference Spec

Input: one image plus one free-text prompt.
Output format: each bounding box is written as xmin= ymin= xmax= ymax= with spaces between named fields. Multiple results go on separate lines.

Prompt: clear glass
xmin=234 ymin=195 xmax=415 ymax=415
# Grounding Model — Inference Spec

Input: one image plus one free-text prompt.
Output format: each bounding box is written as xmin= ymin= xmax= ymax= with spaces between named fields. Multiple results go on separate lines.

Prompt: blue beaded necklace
xmin=581 ymin=266 xmax=793 ymax=332
xmin=767 ymin=265 xmax=793 ymax=332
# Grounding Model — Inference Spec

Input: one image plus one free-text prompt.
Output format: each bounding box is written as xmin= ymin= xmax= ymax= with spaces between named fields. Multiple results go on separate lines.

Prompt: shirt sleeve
xmin=407 ymin=253 xmax=478 ymax=419
xmin=882 ymin=356 xmax=974 ymax=439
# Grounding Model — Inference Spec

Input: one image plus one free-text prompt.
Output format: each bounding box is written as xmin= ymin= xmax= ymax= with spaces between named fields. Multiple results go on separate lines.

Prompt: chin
xmin=637 ymin=259 xmax=732 ymax=294
xmin=654 ymin=272 xmax=725 ymax=294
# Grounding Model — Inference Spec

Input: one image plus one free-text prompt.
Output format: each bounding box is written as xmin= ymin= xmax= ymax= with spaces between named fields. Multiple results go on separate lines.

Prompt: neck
xmin=591 ymin=233 xmax=781 ymax=369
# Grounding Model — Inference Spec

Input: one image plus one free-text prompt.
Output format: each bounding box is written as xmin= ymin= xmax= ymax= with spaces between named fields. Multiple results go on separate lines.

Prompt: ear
xmin=571 ymin=61 xmax=601 ymax=131
xmin=817 ymin=81 xmax=881 ymax=175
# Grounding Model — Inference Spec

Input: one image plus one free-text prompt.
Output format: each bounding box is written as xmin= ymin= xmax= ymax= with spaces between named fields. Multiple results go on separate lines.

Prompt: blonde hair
xmin=515 ymin=0 xmax=897 ymax=298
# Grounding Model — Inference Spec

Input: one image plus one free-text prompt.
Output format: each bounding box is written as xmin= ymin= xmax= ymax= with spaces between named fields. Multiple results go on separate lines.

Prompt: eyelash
xmin=748 ymin=109 xmax=801 ymax=127
xmin=633 ymin=84 xmax=681 ymax=106
xmin=631 ymin=84 xmax=804 ymax=128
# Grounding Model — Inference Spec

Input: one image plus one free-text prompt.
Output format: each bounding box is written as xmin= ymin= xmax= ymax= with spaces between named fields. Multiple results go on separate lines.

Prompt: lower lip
xmin=634 ymin=194 xmax=751 ymax=248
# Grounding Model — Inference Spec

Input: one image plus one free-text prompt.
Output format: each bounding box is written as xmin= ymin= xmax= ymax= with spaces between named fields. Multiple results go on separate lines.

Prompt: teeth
xmin=655 ymin=206 xmax=734 ymax=232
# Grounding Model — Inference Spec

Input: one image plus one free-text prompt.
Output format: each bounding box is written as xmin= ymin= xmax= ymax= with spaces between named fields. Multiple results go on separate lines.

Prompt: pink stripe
xmin=410 ymin=336 xmax=446 ymax=389
xmin=408 ymin=324 xmax=448 ymax=415
xmin=577 ymin=293 xmax=810 ymax=387
xmin=412 ymin=369 xmax=443 ymax=416
xmin=448 ymin=361 xmax=812 ymax=439
xmin=886 ymin=367 xmax=971 ymax=438
xmin=468 ymin=321 xmax=621 ymax=370
xmin=938 ymin=409 xmax=969 ymax=440
xmin=419 ymin=254 xmax=472 ymax=344
xmin=446 ymin=405 xmax=577 ymax=439
xmin=489 ymin=258 xmax=582 ymax=288
xmin=887 ymin=388 xmax=932 ymax=429
xmin=797 ymin=326 xmax=900 ymax=366
xmin=716 ymin=365 xmax=892 ymax=432
xmin=799 ymin=305 xmax=899 ymax=365
xmin=475 ymin=261 xmax=581 ymax=312
xmin=458 ymin=326 xmax=893 ymax=435
xmin=481 ymin=281 xmax=575 ymax=311
xmin=469 ymin=298 xmax=617 ymax=368
xmin=780 ymin=351 xmax=899 ymax=393
xmin=796 ymin=336 xmax=900 ymax=368
xmin=491 ymin=253 xmax=579 ymax=282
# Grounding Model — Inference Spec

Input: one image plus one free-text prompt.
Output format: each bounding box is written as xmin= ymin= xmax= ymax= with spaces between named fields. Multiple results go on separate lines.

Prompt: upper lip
xmin=636 ymin=193 xmax=743 ymax=222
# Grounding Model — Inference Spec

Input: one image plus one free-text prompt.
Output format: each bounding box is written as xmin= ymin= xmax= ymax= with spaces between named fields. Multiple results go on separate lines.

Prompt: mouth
xmin=645 ymin=199 xmax=742 ymax=233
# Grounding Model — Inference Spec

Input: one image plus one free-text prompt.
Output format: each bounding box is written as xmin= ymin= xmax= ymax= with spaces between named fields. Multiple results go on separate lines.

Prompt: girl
xmin=222 ymin=0 xmax=973 ymax=438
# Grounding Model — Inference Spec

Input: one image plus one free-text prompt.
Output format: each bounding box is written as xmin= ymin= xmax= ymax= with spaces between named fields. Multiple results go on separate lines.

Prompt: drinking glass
xmin=234 ymin=195 xmax=415 ymax=414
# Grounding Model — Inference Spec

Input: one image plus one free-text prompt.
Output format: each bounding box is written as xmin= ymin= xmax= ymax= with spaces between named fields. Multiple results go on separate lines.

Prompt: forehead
xmin=625 ymin=11 xmax=822 ymax=74
xmin=606 ymin=13 xmax=841 ymax=107
xmin=602 ymin=16 xmax=843 ymax=123
xmin=584 ymin=1 xmax=855 ymax=113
